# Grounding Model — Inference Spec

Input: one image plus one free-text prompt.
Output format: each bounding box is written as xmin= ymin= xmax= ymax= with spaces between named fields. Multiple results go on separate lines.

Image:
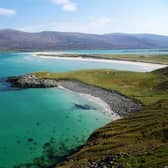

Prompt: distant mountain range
xmin=0 ymin=29 xmax=168 ymax=50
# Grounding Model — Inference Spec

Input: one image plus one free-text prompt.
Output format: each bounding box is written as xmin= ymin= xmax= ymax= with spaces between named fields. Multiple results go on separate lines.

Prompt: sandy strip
xmin=37 ymin=55 xmax=167 ymax=70
xmin=58 ymin=85 xmax=121 ymax=121
xmin=78 ymin=92 xmax=121 ymax=120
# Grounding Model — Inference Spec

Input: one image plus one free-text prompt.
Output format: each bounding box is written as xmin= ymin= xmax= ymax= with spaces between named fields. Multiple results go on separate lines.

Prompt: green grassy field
xmin=32 ymin=67 xmax=168 ymax=168
xmin=38 ymin=53 xmax=168 ymax=65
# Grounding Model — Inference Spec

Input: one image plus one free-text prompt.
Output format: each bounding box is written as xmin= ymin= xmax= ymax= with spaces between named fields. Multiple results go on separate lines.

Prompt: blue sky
xmin=0 ymin=0 xmax=168 ymax=35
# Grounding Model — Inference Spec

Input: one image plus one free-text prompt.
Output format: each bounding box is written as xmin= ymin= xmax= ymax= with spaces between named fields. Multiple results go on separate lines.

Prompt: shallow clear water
xmin=0 ymin=87 xmax=110 ymax=167
xmin=0 ymin=51 xmax=162 ymax=167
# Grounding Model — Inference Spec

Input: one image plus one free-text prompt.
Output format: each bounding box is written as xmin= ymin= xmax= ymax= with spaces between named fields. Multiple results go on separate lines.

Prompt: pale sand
xmin=37 ymin=54 xmax=167 ymax=71
xmin=58 ymin=85 xmax=121 ymax=121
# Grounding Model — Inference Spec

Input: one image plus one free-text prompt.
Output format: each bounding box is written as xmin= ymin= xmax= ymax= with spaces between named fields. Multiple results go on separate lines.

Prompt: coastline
xmin=37 ymin=54 xmax=167 ymax=70
xmin=58 ymin=84 xmax=120 ymax=120
xmin=5 ymin=67 xmax=168 ymax=168
xmin=58 ymin=81 xmax=142 ymax=117
xmin=6 ymin=75 xmax=142 ymax=118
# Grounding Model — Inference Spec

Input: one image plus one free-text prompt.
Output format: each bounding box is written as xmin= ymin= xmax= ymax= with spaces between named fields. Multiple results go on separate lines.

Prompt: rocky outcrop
xmin=6 ymin=75 xmax=58 ymax=88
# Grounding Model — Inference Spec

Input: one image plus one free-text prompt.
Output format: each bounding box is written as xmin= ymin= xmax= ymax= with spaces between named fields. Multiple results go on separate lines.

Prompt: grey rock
xmin=87 ymin=155 xmax=124 ymax=168
xmin=7 ymin=75 xmax=58 ymax=88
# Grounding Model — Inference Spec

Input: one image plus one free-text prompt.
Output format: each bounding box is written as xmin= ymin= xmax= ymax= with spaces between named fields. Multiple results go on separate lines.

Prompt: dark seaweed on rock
xmin=27 ymin=138 xmax=34 ymax=142
xmin=0 ymin=77 xmax=22 ymax=91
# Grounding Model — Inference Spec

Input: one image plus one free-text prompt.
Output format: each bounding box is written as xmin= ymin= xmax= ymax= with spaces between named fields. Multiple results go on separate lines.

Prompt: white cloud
xmin=0 ymin=8 xmax=16 ymax=16
xmin=52 ymin=0 xmax=77 ymax=12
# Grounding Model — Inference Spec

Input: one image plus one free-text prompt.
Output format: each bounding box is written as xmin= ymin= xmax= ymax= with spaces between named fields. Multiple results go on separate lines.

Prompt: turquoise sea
xmin=0 ymin=50 xmax=165 ymax=167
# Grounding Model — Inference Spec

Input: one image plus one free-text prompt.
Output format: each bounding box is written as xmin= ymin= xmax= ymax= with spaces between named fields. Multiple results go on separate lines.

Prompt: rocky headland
xmin=6 ymin=75 xmax=58 ymax=88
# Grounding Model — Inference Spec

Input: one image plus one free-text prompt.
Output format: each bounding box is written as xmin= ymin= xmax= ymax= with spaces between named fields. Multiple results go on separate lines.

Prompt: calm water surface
xmin=0 ymin=51 xmax=164 ymax=167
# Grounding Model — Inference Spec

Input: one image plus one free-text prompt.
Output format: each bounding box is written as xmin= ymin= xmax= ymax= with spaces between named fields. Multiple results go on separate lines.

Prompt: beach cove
xmin=0 ymin=51 xmax=167 ymax=167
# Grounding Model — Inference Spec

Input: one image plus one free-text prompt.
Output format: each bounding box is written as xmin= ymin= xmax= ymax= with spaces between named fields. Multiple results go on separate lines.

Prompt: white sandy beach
xmin=58 ymin=85 xmax=121 ymax=121
xmin=78 ymin=92 xmax=121 ymax=120
xmin=37 ymin=54 xmax=167 ymax=71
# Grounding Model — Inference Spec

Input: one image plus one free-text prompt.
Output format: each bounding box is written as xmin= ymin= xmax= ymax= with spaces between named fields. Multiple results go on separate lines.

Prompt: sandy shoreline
xmin=58 ymin=84 xmax=120 ymax=120
xmin=37 ymin=54 xmax=167 ymax=70
xmin=58 ymin=81 xmax=142 ymax=117
xmin=7 ymin=75 xmax=142 ymax=120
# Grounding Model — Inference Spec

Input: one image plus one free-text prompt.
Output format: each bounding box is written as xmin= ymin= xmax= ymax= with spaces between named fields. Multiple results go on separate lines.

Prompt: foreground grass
xmin=33 ymin=67 xmax=168 ymax=168
xmin=38 ymin=53 xmax=168 ymax=65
